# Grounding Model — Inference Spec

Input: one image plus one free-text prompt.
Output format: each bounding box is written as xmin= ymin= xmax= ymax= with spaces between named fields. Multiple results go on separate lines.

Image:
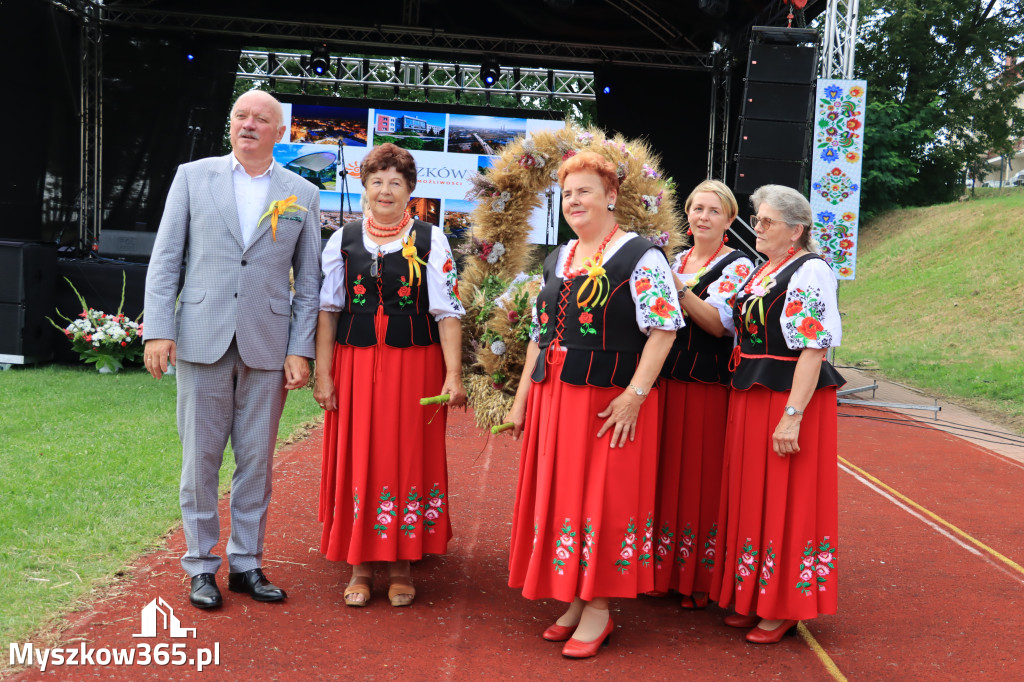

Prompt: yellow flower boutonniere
xmin=258 ymin=195 xmax=308 ymax=241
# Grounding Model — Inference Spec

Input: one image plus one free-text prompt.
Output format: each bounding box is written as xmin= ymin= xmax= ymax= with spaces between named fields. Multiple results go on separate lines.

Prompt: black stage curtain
xmin=594 ymin=65 xmax=713 ymax=199
xmin=101 ymin=28 xmax=241 ymax=234
xmin=0 ymin=1 xmax=81 ymax=244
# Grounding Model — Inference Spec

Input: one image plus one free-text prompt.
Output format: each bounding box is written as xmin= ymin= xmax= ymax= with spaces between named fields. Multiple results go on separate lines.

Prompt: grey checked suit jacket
xmin=144 ymin=154 xmax=321 ymax=368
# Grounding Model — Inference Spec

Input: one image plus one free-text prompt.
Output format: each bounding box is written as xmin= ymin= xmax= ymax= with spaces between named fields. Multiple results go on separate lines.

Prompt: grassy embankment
xmin=0 ymin=365 xmax=323 ymax=647
xmin=836 ymin=189 xmax=1024 ymax=431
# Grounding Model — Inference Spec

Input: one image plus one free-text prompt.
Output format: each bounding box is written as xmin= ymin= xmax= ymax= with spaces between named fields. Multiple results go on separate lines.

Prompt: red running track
xmin=8 ymin=404 xmax=1024 ymax=680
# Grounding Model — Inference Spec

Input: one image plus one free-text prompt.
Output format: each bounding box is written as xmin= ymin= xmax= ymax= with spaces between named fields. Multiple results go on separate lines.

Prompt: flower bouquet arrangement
xmin=47 ymin=272 xmax=144 ymax=373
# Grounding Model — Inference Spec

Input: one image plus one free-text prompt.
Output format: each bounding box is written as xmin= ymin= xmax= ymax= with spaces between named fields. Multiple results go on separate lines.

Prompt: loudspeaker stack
xmin=0 ymin=241 xmax=57 ymax=364
xmin=734 ymin=27 xmax=819 ymax=195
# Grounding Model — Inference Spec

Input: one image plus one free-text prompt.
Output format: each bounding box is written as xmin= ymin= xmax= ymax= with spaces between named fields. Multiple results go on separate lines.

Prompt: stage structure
xmin=46 ymin=0 xmax=863 ymax=253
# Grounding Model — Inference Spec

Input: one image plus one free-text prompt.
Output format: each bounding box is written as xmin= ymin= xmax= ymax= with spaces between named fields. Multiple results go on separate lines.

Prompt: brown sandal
xmin=343 ymin=575 xmax=372 ymax=607
xmin=387 ymin=578 xmax=416 ymax=607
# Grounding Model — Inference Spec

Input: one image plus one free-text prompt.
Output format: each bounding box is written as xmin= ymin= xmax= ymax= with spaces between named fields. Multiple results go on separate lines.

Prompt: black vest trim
xmin=661 ymin=250 xmax=746 ymax=385
xmin=531 ymin=236 xmax=664 ymax=389
xmin=730 ymin=253 xmax=845 ymax=392
xmin=334 ymin=219 xmax=440 ymax=348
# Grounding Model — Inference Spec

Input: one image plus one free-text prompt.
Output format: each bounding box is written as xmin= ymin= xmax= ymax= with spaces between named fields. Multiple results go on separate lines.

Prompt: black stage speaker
xmin=734 ymin=28 xmax=818 ymax=195
xmin=0 ymin=241 xmax=57 ymax=363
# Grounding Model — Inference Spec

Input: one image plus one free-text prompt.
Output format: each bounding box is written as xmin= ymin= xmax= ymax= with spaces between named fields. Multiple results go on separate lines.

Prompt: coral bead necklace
xmin=563 ymin=224 xmax=619 ymax=279
xmin=366 ymin=210 xmax=411 ymax=238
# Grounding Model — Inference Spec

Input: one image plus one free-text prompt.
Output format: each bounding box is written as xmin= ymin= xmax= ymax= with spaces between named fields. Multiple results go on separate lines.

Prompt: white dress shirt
xmin=231 ymin=154 xmax=274 ymax=247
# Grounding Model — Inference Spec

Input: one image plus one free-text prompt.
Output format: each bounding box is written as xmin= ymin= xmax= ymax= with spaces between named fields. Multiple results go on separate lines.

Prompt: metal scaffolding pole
xmin=707 ymin=49 xmax=733 ymax=182
xmin=79 ymin=0 xmax=102 ymax=251
xmin=820 ymin=0 xmax=860 ymax=78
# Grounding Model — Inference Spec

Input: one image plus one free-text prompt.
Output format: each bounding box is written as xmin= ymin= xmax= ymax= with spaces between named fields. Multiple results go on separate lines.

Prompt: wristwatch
xmin=627 ymin=383 xmax=649 ymax=399
xmin=784 ymin=406 xmax=803 ymax=416
xmin=677 ymin=283 xmax=689 ymax=299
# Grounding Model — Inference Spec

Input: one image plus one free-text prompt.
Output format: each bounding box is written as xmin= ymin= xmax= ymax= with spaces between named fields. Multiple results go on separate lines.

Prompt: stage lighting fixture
xmin=602 ymin=85 xmax=611 ymax=95
xmin=480 ymin=59 xmax=500 ymax=87
xmin=310 ymin=44 xmax=331 ymax=76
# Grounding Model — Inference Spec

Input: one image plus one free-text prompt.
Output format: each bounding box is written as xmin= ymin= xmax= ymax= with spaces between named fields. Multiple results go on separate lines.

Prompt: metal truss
xmin=80 ymin=0 xmax=102 ymax=250
xmin=96 ymin=5 xmax=715 ymax=71
xmin=706 ymin=49 xmax=733 ymax=182
xmin=820 ymin=0 xmax=860 ymax=78
xmin=238 ymin=51 xmax=596 ymax=101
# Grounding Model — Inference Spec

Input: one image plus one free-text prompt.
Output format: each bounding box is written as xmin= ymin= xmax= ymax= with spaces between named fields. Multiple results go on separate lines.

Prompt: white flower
xmin=490 ymin=339 xmax=507 ymax=355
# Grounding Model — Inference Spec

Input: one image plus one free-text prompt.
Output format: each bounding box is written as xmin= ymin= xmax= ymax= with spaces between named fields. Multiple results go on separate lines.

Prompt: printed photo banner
xmin=278 ymin=103 xmax=564 ymax=244
xmin=809 ymin=79 xmax=867 ymax=280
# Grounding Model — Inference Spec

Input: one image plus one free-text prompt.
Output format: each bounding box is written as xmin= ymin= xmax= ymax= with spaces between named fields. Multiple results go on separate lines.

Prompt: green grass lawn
xmin=0 ymin=364 xmax=322 ymax=645
xmin=836 ymin=191 xmax=1024 ymax=430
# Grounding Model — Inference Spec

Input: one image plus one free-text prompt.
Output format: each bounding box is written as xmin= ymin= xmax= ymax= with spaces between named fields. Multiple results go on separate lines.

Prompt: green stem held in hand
xmin=491 ymin=422 xmax=514 ymax=434
xmin=420 ymin=394 xmax=451 ymax=406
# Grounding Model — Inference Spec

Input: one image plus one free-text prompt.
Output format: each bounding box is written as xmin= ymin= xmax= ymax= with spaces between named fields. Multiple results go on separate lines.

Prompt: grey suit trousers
xmin=176 ymin=340 xmax=287 ymax=576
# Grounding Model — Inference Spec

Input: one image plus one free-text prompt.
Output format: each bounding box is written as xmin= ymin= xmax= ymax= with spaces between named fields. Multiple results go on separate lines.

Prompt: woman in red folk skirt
xmin=314 ymin=144 xmax=466 ymax=608
xmin=503 ymin=152 xmax=682 ymax=659
xmin=710 ymin=184 xmax=844 ymax=643
xmin=652 ymin=180 xmax=752 ymax=608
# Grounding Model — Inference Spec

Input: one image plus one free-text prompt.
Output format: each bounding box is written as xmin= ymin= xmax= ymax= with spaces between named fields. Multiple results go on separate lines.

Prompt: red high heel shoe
xmin=680 ymin=592 xmax=709 ymax=610
xmin=561 ymin=617 xmax=614 ymax=659
xmin=745 ymin=619 xmax=798 ymax=644
xmin=723 ymin=613 xmax=760 ymax=628
xmin=542 ymin=623 xmax=575 ymax=642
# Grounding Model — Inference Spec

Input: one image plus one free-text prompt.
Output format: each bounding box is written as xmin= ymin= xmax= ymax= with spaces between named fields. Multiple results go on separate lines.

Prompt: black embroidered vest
xmin=661 ymin=250 xmax=747 ymax=386
xmin=731 ymin=253 xmax=845 ymax=392
xmin=531 ymin=236 xmax=663 ymax=388
xmin=334 ymin=219 xmax=440 ymax=348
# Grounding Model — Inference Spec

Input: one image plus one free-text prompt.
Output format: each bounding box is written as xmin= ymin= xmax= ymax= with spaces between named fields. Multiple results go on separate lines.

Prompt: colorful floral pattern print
xmin=812 ymin=210 xmax=857 ymax=274
xmin=815 ymin=83 xmax=864 ymax=162
xmin=782 ymin=287 xmax=834 ymax=348
xmin=634 ymin=266 xmax=679 ymax=328
xmin=424 ymin=484 xmax=446 ymax=534
xmin=812 ymin=167 xmax=859 ymax=206
xmin=639 ymin=513 xmax=654 ymax=568
xmin=580 ymin=519 xmax=596 ymax=573
xmin=796 ymin=537 xmax=837 ymax=596
xmin=699 ymin=523 xmax=717 ymax=571
xmin=351 ymin=274 xmax=368 ymax=306
xmin=615 ymin=518 xmax=639 ymax=574
xmin=397 ymin=275 xmax=413 ymax=308
xmin=655 ymin=521 xmax=674 ymax=568
xmin=759 ymin=542 xmax=776 ymax=594
xmin=353 ymin=490 xmax=360 ymax=521
xmin=578 ymin=307 xmax=597 ymax=335
xmin=553 ymin=519 xmax=577 ymax=575
xmin=735 ymin=537 xmax=759 ymax=590
xmin=676 ymin=524 xmax=696 ymax=566
xmin=399 ymin=487 xmax=423 ymax=538
xmin=374 ymin=487 xmax=398 ymax=538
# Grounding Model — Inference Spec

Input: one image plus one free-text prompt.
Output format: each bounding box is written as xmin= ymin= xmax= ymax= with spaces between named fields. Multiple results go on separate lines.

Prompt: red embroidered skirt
xmin=508 ymin=350 xmax=660 ymax=602
xmin=709 ymin=385 xmax=839 ymax=621
xmin=652 ymin=379 xmax=729 ymax=596
xmin=318 ymin=341 xmax=452 ymax=563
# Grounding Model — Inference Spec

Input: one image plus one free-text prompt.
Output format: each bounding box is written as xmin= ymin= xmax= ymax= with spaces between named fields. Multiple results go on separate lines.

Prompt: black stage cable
xmin=839 ymin=403 xmax=1024 ymax=444
xmin=837 ymin=412 xmax=1024 ymax=448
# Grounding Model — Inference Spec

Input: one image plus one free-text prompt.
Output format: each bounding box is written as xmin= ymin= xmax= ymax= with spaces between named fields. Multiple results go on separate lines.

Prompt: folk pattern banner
xmin=809 ymin=79 xmax=867 ymax=280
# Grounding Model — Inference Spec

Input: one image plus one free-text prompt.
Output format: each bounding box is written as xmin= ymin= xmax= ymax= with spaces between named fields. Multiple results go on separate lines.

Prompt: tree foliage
xmin=856 ymin=0 xmax=1024 ymax=215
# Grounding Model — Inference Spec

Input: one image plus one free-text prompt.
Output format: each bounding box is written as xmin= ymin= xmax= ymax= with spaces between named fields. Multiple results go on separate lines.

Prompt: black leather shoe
xmin=189 ymin=573 xmax=223 ymax=609
xmin=227 ymin=568 xmax=287 ymax=602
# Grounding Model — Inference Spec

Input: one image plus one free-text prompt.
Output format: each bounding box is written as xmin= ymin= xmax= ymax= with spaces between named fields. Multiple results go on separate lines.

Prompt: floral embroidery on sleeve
xmin=442 ymin=249 xmax=461 ymax=308
xmin=782 ymin=286 xmax=834 ymax=348
xmin=634 ymin=266 xmax=679 ymax=328
xmin=531 ymin=301 xmax=549 ymax=340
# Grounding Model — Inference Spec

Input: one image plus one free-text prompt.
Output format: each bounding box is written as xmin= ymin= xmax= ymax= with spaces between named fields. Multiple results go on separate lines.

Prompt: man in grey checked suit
xmin=143 ymin=90 xmax=321 ymax=609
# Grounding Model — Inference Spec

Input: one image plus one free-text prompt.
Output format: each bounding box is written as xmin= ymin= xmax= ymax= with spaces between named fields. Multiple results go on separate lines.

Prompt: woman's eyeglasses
xmin=750 ymin=215 xmax=789 ymax=230
xmin=370 ymin=250 xmax=384 ymax=278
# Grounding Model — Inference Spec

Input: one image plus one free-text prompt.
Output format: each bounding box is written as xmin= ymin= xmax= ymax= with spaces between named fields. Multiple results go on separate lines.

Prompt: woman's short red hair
xmin=360 ymin=142 xmax=418 ymax=191
xmin=557 ymin=151 xmax=619 ymax=194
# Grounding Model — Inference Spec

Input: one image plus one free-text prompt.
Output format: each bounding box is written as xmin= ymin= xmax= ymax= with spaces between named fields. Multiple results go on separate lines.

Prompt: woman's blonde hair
xmin=683 ymin=179 xmax=738 ymax=221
